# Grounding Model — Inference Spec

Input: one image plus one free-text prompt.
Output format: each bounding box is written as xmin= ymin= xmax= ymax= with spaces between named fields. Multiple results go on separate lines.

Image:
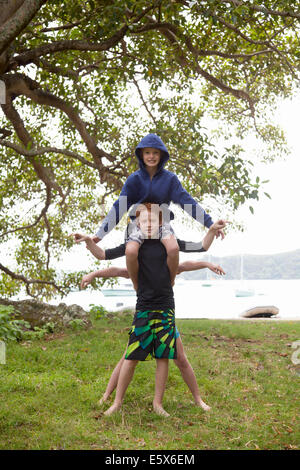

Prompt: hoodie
xmin=95 ymin=133 xmax=213 ymax=239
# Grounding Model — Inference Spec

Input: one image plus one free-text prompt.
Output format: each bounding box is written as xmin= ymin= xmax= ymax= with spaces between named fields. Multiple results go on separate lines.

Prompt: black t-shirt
xmin=105 ymin=238 xmax=206 ymax=312
xmin=136 ymin=239 xmax=174 ymax=311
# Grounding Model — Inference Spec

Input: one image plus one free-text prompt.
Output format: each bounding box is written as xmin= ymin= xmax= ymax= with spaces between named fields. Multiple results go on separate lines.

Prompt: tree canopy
xmin=0 ymin=0 xmax=299 ymax=298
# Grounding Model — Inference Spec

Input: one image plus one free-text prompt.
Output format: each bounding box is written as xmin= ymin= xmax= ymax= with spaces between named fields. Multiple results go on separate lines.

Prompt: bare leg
xmin=98 ymin=351 xmax=126 ymax=405
xmin=125 ymin=241 xmax=140 ymax=291
xmin=153 ymin=358 xmax=170 ymax=417
xmin=104 ymin=359 xmax=138 ymax=416
xmin=174 ymin=337 xmax=211 ymax=411
xmin=99 ymin=339 xmax=211 ymax=410
xmin=161 ymin=235 xmax=179 ymax=286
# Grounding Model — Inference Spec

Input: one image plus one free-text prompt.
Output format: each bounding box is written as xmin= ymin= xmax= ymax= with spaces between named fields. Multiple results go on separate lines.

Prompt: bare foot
xmin=104 ymin=402 xmax=122 ymax=416
xmin=98 ymin=394 xmax=110 ymax=406
xmin=195 ymin=399 xmax=211 ymax=411
xmin=153 ymin=402 xmax=170 ymax=417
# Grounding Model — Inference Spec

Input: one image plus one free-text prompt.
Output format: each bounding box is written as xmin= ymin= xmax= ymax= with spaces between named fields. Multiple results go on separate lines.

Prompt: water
xmin=51 ymin=279 xmax=300 ymax=320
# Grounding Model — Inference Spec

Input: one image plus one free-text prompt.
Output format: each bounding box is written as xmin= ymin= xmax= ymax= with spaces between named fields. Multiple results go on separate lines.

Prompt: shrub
xmin=0 ymin=305 xmax=31 ymax=342
xmin=89 ymin=304 xmax=108 ymax=320
xmin=68 ymin=318 xmax=85 ymax=330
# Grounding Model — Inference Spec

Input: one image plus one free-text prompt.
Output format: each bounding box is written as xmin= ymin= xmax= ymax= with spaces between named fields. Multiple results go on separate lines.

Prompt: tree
xmin=0 ymin=0 xmax=299 ymax=298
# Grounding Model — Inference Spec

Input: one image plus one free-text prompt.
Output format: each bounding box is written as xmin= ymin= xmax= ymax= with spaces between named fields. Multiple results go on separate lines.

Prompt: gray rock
xmin=0 ymin=298 xmax=92 ymax=329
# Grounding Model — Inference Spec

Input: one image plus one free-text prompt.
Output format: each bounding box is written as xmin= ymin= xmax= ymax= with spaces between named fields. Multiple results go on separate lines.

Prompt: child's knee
xmin=125 ymin=359 xmax=139 ymax=369
xmin=125 ymin=241 xmax=140 ymax=258
xmin=167 ymin=242 xmax=179 ymax=257
xmin=175 ymin=354 xmax=189 ymax=370
xmin=162 ymin=237 xmax=179 ymax=257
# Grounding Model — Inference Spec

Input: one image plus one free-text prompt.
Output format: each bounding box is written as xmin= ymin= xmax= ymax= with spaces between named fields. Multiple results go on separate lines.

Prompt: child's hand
xmin=80 ymin=273 xmax=94 ymax=289
xmin=211 ymin=220 xmax=230 ymax=240
xmin=215 ymin=228 xmax=225 ymax=240
xmin=208 ymin=263 xmax=225 ymax=276
xmin=69 ymin=232 xmax=92 ymax=243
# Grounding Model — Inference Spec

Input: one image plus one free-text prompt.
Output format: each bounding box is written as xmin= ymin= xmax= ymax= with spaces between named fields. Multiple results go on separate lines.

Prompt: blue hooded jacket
xmin=95 ymin=133 xmax=213 ymax=239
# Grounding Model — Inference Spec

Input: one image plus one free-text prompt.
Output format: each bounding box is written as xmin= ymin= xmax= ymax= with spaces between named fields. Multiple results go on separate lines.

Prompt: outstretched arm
xmin=94 ymin=178 xmax=133 ymax=242
xmin=171 ymin=176 xmax=213 ymax=229
xmin=70 ymin=233 xmax=106 ymax=259
xmin=202 ymin=219 xmax=228 ymax=251
xmin=70 ymin=233 xmax=127 ymax=260
xmin=171 ymin=176 xmax=226 ymax=239
xmin=81 ymin=267 xmax=129 ymax=289
xmin=177 ymin=260 xmax=225 ymax=276
xmin=81 ymin=259 xmax=225 ymax=289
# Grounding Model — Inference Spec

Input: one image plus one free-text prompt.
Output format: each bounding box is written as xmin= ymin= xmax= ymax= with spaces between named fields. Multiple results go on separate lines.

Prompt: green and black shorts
xmin=125 ymin=308 xmax=178 ymax=361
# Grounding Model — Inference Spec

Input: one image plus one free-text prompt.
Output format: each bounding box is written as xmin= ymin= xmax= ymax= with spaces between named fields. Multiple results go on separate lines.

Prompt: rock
xmin=0 ymin=298 xmax=92 ymax=329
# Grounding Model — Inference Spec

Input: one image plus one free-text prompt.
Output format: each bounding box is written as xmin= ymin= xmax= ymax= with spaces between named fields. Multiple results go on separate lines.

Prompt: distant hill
xmin=179 ymin=249 xmax=300 ymax=280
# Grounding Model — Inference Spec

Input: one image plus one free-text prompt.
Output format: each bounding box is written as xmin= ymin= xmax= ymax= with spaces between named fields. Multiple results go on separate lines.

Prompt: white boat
xmin=240 ymin=306 xmax=279 ymax=318
xmin=102 ymin=288 xmax=136 ymax=297
xmin=102 ymin=281 xmax=136 ymax=297
xmin=235 ymin=289 xmax=255 ymax=297
xmin=235 ymin=253 xmax=255 ymax=297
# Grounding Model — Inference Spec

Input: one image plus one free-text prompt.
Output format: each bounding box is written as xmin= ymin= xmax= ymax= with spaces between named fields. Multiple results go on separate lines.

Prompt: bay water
xmin=52 ymin=279 xmax=300 ymax=320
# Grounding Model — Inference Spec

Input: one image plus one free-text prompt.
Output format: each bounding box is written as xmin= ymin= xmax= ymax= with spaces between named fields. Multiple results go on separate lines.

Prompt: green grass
xmin=0 ymin=313 xmax=299 ymax=450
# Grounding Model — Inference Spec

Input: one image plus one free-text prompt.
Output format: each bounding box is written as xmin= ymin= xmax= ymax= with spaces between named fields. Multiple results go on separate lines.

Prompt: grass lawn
xmin=0 ymin=312 xmax=299 ymax=450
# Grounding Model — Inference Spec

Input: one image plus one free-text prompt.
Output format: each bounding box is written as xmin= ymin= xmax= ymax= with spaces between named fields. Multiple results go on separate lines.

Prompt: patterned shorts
xmin=125 ymin=308 xmax=178 ymax=361
xmin=125 ymin=219 xmax=175 ymax=245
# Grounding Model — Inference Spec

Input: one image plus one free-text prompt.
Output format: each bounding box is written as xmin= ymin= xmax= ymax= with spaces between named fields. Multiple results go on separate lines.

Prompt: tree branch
xmin=2 ymin=73 xmax=113 ymax=174
xmin=0 ymin=138 xmax=97 ymax=169
xmin=133 ymin=19 xmax=255 ymax=111
xmin=218 ymin=0 xmax=300 ymax=20
xmin=132 ymin=76 xmax=158 ymax=126
xmin=0 ymin=261 xmax=66 ymax=297
xmin=0 ymin=187 xmax=52 ymax=238
xmin=8 ymin=24 xmax=128 ymax=69
xmin=32 ymin=57 xmax=79 ymax=79
xmin=0 ymin=0 xmax=47 ymax=56
xmin=39 ymin=20 xmax=83 ymax=33
xmin=0 ymin=0 xmax=25 ymax=27
xmin=1 ymin=94 xmax=66 ymax=199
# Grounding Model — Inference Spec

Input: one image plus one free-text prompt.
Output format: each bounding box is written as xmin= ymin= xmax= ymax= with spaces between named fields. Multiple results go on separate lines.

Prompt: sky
xmin=208 ymin=94 xmax=300 ymax=257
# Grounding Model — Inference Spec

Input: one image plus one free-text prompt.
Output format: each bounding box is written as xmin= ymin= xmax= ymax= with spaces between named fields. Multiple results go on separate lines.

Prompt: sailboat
xmin=235 ymin=253 xmax=255 ymax=297
xmin=202 ymin=253 xmax=212 ymax=287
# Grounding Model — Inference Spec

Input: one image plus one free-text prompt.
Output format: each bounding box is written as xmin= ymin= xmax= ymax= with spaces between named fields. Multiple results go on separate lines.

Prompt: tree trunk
xmin=0 ymin=0 xmax=26 ymax=27
xmin=0 ymin=0 xmax=47 ymax=56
